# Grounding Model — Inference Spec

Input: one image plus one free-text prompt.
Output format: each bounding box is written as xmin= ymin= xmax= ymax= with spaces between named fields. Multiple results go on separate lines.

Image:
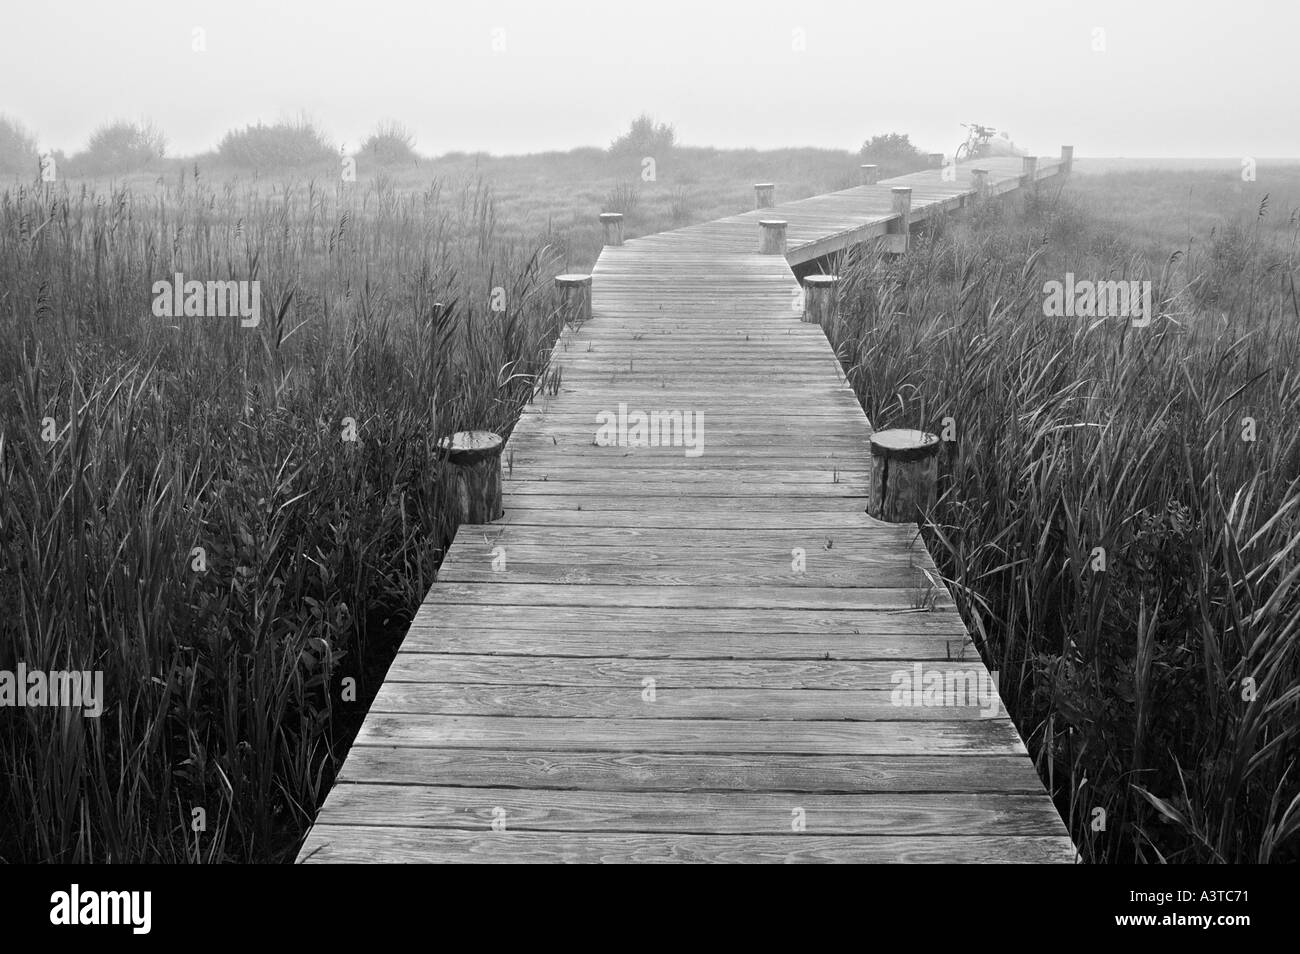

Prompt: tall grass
xmin=0 ymin=170 xmax=566 ymax=861
xmin=826 ymin=181 xmax=1300 ymax=862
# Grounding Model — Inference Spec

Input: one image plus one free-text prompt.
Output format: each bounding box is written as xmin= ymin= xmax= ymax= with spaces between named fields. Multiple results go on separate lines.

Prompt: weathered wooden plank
xmin=400 ymin=602 xmax=972 ymax=636
xmin=333 ymin=748 xmax=1047 ymax=793
xmin=298 ymin=828 xmax=1077 ymax=864
xmin=370 ymin=684 xmax=999 ymax=721
xmin=398 ymin=629 xmax=974 ymax=660
xmin=352 ymin=714 xmax=1028 ymax=755
xmin=309 ymin=786 xmax=1068 ymax=835
xmin=423 ymin=582 xmax=952 ymax=610
xmin=383 ymin=654 xmax=992 ymax=690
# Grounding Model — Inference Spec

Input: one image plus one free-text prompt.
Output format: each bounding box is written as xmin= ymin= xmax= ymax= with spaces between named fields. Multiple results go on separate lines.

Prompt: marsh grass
xmin=0 ymin=171 xmax=565 ymax=861
xmin=829 ymin=175 xmax=1300 ymax=862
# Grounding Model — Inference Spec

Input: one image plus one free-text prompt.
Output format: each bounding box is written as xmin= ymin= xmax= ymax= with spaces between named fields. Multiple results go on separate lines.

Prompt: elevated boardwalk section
xmin=298 ymin=155 xmax=1077 ymax=863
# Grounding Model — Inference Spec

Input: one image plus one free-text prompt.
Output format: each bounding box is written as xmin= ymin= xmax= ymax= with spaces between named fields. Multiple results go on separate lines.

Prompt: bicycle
xmin=954 ymin=122 xmax=998 ymax=162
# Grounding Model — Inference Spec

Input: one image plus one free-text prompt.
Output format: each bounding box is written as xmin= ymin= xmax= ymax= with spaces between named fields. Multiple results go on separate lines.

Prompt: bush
xmin=610 ymin=113 xmax=675 ymax=157
xmin=72 ymin=119 xmax=166 ymax=175
xmin=217 ymin=119 xmax=336 ymax=169
xmin=859 ymin=132 xmax=928 ymax=178
xmin=359 ymin=120 xmax=419 ymax=166
xmin=0 ymin=115 xmax=39 ymax=175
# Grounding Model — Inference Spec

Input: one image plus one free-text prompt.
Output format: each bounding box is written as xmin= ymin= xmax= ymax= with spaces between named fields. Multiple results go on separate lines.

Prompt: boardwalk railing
xmin=297 ymin=149 xmax=1079 ymax=864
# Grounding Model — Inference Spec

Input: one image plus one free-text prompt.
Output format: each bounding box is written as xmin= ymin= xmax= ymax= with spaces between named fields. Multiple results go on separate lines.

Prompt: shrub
xmin=73 ymin=119 xmax=166 ymax=175
xmin=0 ymin=115 xmax=39 ymax=175
xmin=610 ymin=113 xmax=675 ymax=157
xmin=359 ymin=120 xmax=419 ymax=166
xmin=859 ymin=132 xmax=928 ymax=178
xmin=217 ymin=119 xmax=336 ymax=169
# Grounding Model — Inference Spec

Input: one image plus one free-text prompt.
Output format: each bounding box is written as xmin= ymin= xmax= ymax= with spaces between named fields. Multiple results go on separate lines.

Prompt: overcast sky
xmin=5 ymin=0 xmax=1297 ymax=158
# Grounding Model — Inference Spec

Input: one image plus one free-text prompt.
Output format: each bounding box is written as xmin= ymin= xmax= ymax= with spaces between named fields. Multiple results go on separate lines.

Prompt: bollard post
xmin=759 ymin=219 xmax=787 ymax=255
xmin=886 ymin=186 xmax=911 ymax=253
xmin=554 ymin=273 xmax=592 ymax=325
xmin=860 ymin=164 xmax=879 ymax=185
xmin=868 ymin=429 xmax=940 ymax=523
xmin=439 ymin=430 xmax=505 ymax=525
xmin=599 ymin=212 xmax=624 ymax=246
xmin=928 ymin=153 xmax=944 ymax=170
xmin=1060 ymin=145 xmax=1074 ymax=176
xmin=802 ymin=274 xmax=840 ymax=327
xmin=754 ymin=183 xmax=775 ymax=209
xmin=1022 ymin=155 xmax=1038 ymax=186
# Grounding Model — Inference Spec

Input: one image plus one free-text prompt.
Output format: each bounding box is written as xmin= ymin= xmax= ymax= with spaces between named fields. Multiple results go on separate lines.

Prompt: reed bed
xmin=827 ymin=182 xmax=1300 ymax=862
xmin=0 ymin=170 xmax=566 ymax=861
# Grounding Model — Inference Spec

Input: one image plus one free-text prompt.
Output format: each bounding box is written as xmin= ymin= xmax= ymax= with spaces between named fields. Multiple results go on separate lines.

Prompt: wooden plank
xmin=422 ymin=583 xmax=953 ymax=610
xmin=353 ymin=715 xmax=1027 ymax=755
xmin=400 ymin=603 xmax=973 ymax=636
xmin=299 ymin=828 xmax=1077 ymax=864
xmin=309 ymin=786 xmax=1068 ymax=836
xmin=397 ymin=629 xmax=975 ymax=661
xmin=383 ymin=654 xmax=992 ymax=689
xmin=370 ymin=684 xmax=999 ymax=721
xmin=333 ymin=748 xmax=1048 ymax=793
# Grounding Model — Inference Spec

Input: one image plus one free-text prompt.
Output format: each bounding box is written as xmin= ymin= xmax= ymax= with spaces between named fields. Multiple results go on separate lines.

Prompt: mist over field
xmin=1 ymin=0 xmax=1298 ymax=892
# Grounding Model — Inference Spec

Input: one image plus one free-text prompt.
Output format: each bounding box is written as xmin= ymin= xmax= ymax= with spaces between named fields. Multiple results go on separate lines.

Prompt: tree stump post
xmin=860 ymin=164 xmax=879 ymax=185
xmin=869 ymin=429 xmax=940 ymax=523
xmin=599 ymin=212 xmax=624 ymax=246
xmin=886 ymin=186 xmax=911 ymax=253
xmin=554 ymin=273 xmax=592 ymax=325
xmin=759 ymin=219 xmax=787 ymax=255
xmin=1060 ymin=145 xmax=1074 ymax=176
xmin=754 ymin=183 xmax=775 ymax=209
xmin=928 ymin=152 xmax=944 ymax=170
xmin=971 ymin=168 xmax=990 ymax=198
xmin=802 ymin=274 xmax=839 ymax=327
xmin=439 ymin=430 xmax=505 ymax=525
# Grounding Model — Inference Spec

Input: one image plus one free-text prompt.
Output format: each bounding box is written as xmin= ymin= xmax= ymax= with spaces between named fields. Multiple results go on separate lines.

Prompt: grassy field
xmin=1 ymin=146 xmax=1297 ymax=862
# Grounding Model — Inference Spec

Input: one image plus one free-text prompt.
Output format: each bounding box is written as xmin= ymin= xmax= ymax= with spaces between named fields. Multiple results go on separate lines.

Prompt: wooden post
xmin=759 ymin=219 xmax=787 ymax=255
xmin=599 ymin=212 xmax=624 ymax=246
xmin=971 ymin=168 xmax=990 ymax=198
xmin=755 ymin=183 xmax=775 ymax=209
xmin=868 ymin=429 xmax=940 ymax=523
xmin=928 ymin=153 xmax=944 ymax=170
xmin=1060 ymin=145 xmax=1074 ymax=175
xmin=554 ymin=273 xmax=592 ymax=324
xmin=860 ymin=164 xmax=879 ymax=185
xmin=887 ymin=186 xmax=911 ymax=253
xmin=802 ymin=274 xmax=839 ymax=327
xmin=1022 ymin=155 xmax=1038 ymax=185
xmin=439 ymin=430 xmax=505 ymax=525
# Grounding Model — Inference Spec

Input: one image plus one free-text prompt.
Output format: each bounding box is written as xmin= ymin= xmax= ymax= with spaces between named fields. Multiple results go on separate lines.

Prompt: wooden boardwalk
xmin=298 ymin=155 xmax=1078 ymax=863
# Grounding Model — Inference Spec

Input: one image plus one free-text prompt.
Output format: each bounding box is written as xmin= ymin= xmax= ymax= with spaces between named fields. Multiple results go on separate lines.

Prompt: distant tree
xmin=859 ymin=132 xmax=928 ymax=177
xmin=217 ymin=118 xmax=336 ymax=169
xmin=359 ymin=120 xmax=419 ymax=166
xmin=0 ymin=115 xmax=39 ymax=175
xmin=610 ymin=113 xmax=676 ymax=157
xmin=73 ymin=119 xmax=166 ymax=175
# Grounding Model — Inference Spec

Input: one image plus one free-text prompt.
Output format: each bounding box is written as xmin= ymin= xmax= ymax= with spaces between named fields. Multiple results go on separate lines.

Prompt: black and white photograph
xmin=0 ymin=0 xmax=1295 ymax=919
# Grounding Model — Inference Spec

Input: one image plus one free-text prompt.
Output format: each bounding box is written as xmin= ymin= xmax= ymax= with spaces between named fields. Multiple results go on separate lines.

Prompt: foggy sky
xmin=5 ymin=0 xmax=1297 ymax=159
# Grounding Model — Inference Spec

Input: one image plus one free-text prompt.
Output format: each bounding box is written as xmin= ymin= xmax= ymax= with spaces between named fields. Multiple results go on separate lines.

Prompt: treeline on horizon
xmin=0 ymin=112 xmax=930 ymax=179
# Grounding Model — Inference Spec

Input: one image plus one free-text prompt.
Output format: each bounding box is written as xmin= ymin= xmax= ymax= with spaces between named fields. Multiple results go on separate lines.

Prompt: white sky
xmin=4 ymin=0 xmax=1297 ymax=158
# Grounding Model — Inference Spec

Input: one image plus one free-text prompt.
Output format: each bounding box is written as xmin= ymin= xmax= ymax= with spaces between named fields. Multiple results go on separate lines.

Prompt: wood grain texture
xmin=297 ymin=157 xmax=1075 ymax=864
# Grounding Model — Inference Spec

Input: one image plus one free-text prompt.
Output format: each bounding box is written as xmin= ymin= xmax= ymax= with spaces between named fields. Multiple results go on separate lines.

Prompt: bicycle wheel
xmin=955 ymin=143 xmax=970 ymax=162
